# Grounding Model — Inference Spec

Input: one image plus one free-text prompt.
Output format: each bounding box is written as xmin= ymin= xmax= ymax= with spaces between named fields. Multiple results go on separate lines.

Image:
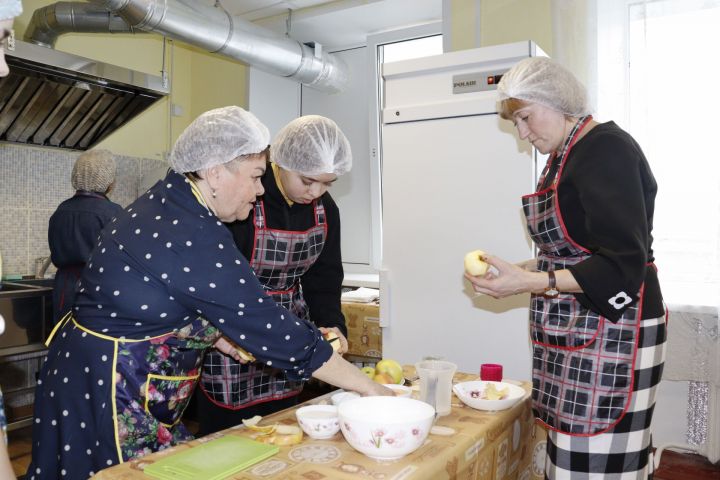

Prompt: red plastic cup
xmin=480 ymin=363 xmax=503 ymax=382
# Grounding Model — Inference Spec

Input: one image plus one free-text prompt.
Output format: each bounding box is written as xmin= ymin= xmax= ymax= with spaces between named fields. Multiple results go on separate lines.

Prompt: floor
xmin=8 ymin=424 xmax=719 ymax=479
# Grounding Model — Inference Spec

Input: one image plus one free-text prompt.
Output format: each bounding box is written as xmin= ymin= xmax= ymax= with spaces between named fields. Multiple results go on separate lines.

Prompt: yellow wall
xmin=13 ymin=0 xmax=249 ymax=160
xmin=189 ymin=47 xmax=249 ymax=122
xmin=449 ymin=0 xmax=553 ymax=55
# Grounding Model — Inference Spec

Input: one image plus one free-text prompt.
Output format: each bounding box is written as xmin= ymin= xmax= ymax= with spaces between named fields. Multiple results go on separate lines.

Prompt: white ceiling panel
xmin=214 ymin=0 xmax=344 ymax=22
xmin=205 ymin=0 xmax=440 ymax=47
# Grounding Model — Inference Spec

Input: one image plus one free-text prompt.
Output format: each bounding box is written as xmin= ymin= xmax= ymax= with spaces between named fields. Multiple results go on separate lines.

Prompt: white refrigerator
xmin=380 ymin=41 xmax=545 ymax=381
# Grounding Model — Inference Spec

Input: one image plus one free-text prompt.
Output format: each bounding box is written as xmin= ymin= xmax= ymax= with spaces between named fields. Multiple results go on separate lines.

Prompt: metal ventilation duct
xmin=25 ymin=2 xmax=135 ymax=48
xmin=87 ymin=0 xmax=348 ymax=92
xmin=1 ymin=40 xmax=168 ymax=150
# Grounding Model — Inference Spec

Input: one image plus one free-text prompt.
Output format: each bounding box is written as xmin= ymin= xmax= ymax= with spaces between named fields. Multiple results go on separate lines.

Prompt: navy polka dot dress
xmin=27 ymin=170 xmax=333 ymax=479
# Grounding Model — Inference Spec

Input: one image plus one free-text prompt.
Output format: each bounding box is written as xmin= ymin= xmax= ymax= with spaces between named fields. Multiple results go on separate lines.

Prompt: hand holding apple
xmin=321 ymin=327 xmax=347 ymax=354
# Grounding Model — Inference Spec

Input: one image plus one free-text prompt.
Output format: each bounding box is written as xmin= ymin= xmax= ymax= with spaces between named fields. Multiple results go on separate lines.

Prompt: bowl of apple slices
xmin=453 ymin=381 xmax=526 ymax=411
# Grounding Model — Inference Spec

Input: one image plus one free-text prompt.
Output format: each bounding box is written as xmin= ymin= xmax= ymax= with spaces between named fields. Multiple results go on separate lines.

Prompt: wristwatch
xmin=544 ymin=270 xmax=559 ymax=297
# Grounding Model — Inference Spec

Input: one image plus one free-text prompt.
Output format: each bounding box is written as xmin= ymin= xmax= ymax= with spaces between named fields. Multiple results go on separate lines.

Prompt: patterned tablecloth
xmin=95 ymin=371 xmax=547 ymax=480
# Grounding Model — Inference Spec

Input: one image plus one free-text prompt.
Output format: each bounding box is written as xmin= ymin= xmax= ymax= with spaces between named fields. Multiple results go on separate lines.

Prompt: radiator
xmin=660 ymin=304 xmax=720 ymax=464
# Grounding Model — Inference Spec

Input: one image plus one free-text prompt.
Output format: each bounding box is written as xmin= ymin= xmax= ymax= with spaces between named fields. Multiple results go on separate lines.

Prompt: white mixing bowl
xmin=338 ymin=396 xmax=434 ymax=460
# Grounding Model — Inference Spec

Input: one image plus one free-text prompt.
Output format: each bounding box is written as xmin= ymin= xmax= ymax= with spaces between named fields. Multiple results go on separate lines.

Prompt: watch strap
xmin=544 ymin=270 xmax=559 ymax=297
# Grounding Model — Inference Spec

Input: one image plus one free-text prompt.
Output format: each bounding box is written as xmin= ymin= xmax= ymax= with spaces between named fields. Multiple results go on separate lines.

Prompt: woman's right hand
xmin=465 ymin=254 xmax=544 ymax=298
xmin=359 ymin=381 xmax=395 ymax=397
xmin=311 ymin=352 xmax=394 ymax=396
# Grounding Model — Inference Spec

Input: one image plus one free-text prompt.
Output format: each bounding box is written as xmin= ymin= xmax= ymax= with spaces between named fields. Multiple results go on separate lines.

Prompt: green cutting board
xmin=144 ymin=436 xmax=279 ymax=480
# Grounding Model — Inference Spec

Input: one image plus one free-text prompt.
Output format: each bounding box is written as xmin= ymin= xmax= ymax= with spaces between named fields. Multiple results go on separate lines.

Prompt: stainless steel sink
xmin=0 ymin=281 xmax=53 ymax=350
xmin=0 ymin=281 xmax=52 ymax=298
xmin=10 ymin=278 xmax=55 ymax=288
xmin=0 ymin=279 xmax=54 ymax=431
xmin=0 ymin=283 xmax=35 ymax=292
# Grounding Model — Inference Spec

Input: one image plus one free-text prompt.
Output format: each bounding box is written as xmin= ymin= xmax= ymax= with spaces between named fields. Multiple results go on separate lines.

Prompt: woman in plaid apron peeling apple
xmin=465 ymin=57 xmax=666 ymax=479
xmin=197 ymin=115 xmax=352 ymax=434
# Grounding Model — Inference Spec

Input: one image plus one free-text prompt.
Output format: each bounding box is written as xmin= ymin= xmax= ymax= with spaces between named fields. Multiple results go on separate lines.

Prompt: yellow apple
xmin=375 ymin=359 xmax=404 ymax=384
xmin=373 ymin=372 xmax=394 ymax=384
xmin=464 ymin=250 xmax=489 ymax=276
xmin=361 ymin=366 xmax=376 ymax=380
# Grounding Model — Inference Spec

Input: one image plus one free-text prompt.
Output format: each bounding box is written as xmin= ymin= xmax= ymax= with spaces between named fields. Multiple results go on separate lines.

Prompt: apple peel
xmin=242 ymin=416 xmax=276 ymax=434
xmin=243 ymin=416 xmax=304 ymax=445
xmin=255 ymin=426 xmax=303 ymax=446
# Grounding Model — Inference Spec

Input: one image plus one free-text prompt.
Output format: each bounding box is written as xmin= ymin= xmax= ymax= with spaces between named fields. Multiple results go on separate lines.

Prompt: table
xmin=96 ymin=371 xmax=546 ymax=480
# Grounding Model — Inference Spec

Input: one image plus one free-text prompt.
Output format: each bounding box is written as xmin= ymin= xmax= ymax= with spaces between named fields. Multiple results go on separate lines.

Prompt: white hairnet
xmin=0 ymin=0 xmax=22 ymax=19
xmin=271 ymin=115 xmax=352 ymax=176
xmin=72 ymin=149 xmax=116 ymax=193
xmin=497 ymin=57 xmax=591 ymax=117
xmin=170 ymin=106 xmax=270 ymax=173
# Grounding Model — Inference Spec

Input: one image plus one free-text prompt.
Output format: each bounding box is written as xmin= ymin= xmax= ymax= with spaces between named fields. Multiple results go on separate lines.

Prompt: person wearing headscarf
xmin=196 ymin=115 xmax=353 ymax=434
xmin=48 ymin=149 xmax=123 ymax=323
xmin=0 ymin=2 xmax=23 ymax=478
xmin=465 ymin=57 xmax=666 ymax=479
xmin=28 ymin=107 xmax=390 ymax=479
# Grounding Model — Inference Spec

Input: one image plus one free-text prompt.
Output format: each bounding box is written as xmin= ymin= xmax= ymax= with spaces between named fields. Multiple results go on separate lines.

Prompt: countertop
xmin=96 ymin=370 xmax=546 ymax=480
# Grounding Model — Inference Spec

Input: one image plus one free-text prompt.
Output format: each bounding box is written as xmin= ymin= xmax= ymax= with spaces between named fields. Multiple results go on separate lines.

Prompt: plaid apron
xmin=200 ymin=197 xmax=327 ymax=409
xmin=521 ymin=116 xmax=645 ymax=436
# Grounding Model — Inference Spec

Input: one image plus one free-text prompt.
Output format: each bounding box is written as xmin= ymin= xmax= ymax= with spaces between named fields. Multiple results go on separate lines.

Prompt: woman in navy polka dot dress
xmin=27 ymin=106 xmax=391 ymax=479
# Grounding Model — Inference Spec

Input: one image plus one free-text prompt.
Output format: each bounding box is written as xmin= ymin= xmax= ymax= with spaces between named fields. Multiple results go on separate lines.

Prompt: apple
xmin=323 ymin=331 xmax=341 ymax=352
xmin=361 ymin=366 xmax=376 ymax=380
xmin=375 ymin=359 xmax=403 ymax=384
xmin=373 ymin=372 xmax=394 ymax=384
xmin=464 ymin=250 xmax=489 ymax=276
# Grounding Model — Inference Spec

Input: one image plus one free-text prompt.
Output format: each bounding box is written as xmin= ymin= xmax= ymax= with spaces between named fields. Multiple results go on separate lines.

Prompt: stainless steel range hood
xmin=1 ymin=39 xmax=168 ymax=151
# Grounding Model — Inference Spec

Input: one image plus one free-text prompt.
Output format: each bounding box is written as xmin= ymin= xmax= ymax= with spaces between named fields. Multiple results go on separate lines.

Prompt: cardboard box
xmin=341 ymin=301 xmax=382 ymax=359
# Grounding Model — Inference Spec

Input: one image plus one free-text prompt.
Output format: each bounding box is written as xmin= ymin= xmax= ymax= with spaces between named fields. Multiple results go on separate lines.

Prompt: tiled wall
xmin=0 ymin=144 xmax=169 ymax=277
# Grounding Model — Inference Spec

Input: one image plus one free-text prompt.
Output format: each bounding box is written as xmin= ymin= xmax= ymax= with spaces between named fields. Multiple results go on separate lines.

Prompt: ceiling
xmin=208 ymin=0 xmax=442 ymax=48
xmin=213 ymin=0 xmax=345 ymax=22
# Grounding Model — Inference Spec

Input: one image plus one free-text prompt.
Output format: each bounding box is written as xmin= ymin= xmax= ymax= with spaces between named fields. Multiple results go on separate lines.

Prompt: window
xmin=381 ymin=35 xmax=444 ymax=63
xmin=598 ymin=0 xmax=720 ymax=306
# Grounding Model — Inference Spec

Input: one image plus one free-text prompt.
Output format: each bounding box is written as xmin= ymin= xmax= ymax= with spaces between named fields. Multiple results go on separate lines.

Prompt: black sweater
xmin=552 ymin=122 xmax=664 ymax=321
xmin=226 ymin=164 xmax=347 ymax=335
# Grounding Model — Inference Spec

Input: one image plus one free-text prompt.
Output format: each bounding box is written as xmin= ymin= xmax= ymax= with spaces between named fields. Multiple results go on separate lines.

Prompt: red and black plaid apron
xmin=200 ymin=197 xmax=327 ymax=409
xmin=522 ymin=116 xmax=646 ymax=436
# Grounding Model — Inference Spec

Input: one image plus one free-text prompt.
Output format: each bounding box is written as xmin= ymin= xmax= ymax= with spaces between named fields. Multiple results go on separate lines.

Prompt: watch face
xmin=544 ymin=288 xmax=559 ymax=297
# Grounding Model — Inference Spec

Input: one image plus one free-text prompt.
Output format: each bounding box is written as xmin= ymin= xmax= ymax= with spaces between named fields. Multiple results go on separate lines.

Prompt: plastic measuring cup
xmin=414 ymin=359 xmax=457 ymax=416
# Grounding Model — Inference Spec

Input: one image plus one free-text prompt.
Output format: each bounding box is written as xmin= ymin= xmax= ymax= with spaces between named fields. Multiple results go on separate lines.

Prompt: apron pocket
xmin=144 ymin=373 xmax=199 ymax=426
xmin=531 ymin=294 xmax=602 ymax=350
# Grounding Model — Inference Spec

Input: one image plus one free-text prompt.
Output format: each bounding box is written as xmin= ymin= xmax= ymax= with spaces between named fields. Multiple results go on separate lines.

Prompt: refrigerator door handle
xmin=379 ymin=268 xmax=390 ymax=327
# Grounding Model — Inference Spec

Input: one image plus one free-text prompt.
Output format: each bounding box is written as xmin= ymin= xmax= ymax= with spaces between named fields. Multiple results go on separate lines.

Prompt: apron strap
xmin=45 ymin=311 xmax=72 ymax=347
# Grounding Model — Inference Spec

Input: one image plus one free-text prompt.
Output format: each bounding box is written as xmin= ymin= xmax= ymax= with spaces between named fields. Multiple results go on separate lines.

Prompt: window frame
xmin=366 ymin=22 xmax=443 ymax=271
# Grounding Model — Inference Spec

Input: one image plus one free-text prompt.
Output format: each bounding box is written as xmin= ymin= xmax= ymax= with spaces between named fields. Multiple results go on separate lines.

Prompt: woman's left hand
xmin=319 ymin=327 xmax=348 ymax=355
xmin=464 ymin=253 xmax=539 ymax=299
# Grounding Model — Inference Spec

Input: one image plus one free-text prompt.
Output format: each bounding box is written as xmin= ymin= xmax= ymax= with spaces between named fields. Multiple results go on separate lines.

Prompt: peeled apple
xmin=464 ymin=250 xmax=489 ymax=276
